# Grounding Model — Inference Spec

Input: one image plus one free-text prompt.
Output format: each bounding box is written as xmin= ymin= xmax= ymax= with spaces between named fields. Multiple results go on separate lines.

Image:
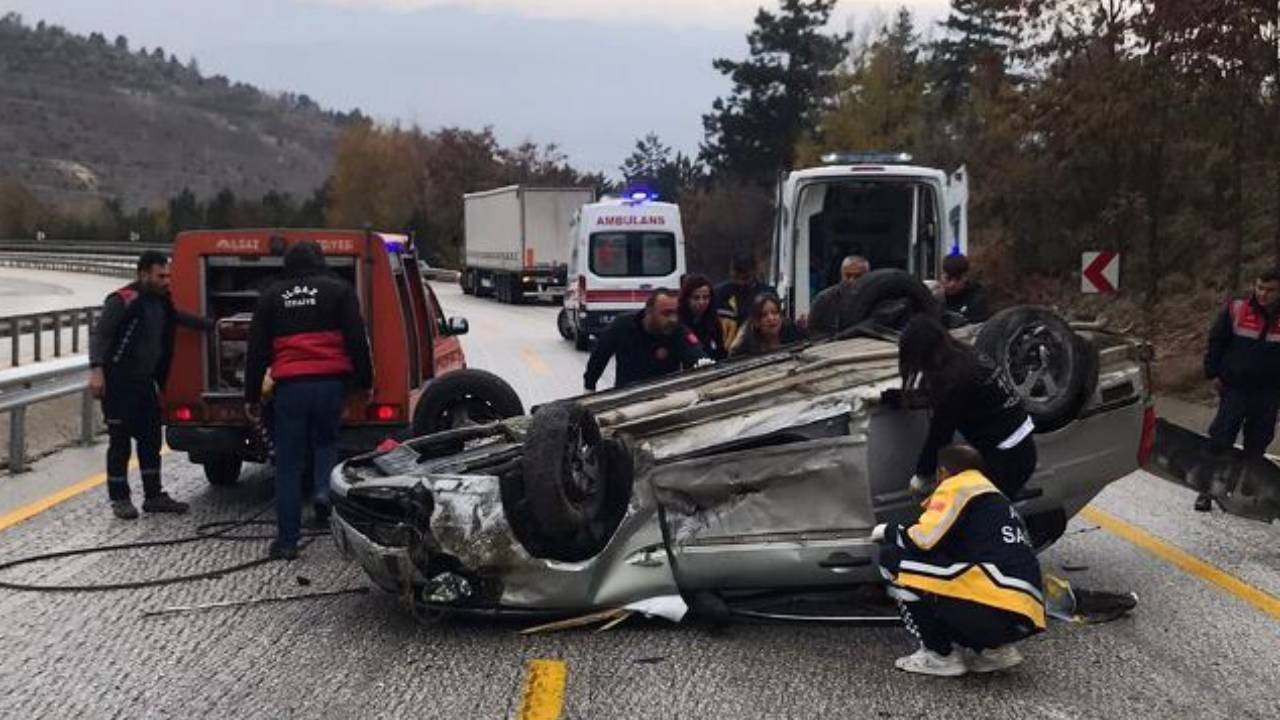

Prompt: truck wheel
xmin=203 ymin=457 xmax=243 ymax=486
xmin=557 ymin=309 xmax=574 ymax=340
xmin=976 ymin=307 xmax=1097 ymax=433
xmin=412 ymin=369 xmax=524 ymax=435
xmin=837 ymin=269 xmax=939 ymax=332
xmin=517 ymin=402 xmax=632 ymax=560
xmin=460 ymin=269 xmax=474 ymax=295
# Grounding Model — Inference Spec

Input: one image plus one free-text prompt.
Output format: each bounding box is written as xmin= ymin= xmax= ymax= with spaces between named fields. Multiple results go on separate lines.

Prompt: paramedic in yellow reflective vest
xmin=873 ymin=444 xmax=1046 ymax=677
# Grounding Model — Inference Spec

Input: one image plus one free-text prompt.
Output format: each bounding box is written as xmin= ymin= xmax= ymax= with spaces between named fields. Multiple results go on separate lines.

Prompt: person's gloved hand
xmin=870 ymin=523 xmax=888 ymax=543
xmin=694 ymin=357 xmax=716 ymax=369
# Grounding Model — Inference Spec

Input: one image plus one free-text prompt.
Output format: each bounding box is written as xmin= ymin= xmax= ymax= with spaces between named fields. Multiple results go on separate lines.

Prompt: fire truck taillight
xmin=173 ymin=406 xmax=195 ymax=422
xmin=368 ymin=404 xmax=401 ymax=422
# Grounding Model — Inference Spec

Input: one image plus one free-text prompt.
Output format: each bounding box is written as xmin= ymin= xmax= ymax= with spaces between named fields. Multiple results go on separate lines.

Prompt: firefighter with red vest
xmin=1200 ymin=267 xmax=1280 ymax=511
xmin=244 ymin=240 xmax=373 ymax=560
xmin=89 ymin=251 xmax=214 ymax=520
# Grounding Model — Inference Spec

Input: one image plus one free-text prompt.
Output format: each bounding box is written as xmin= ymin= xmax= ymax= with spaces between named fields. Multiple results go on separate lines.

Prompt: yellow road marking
xmin=1080 ymin=505 xmax=1280 ymax=621
xmin=0 ymin=448 xmax=171 ymax=533
xmin=515 ymin=658 xmax=567 ymax=720
xmin=521 ymin=347 xmax=549 ymax=376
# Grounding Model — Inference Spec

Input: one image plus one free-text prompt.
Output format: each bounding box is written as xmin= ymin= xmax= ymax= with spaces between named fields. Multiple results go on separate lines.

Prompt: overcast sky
xmin=1 ymin=0 xmax=950 ymax=176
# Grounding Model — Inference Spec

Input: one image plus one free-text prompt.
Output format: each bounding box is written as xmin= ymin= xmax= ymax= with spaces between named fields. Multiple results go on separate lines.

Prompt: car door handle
xmin=819 ymin=552 xmax=872 ymax=573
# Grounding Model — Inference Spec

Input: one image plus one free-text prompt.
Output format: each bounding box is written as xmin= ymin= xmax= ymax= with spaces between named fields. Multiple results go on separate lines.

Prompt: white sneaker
xmin=894 ymin=646 xmax=967 ymax=677
xmin=965 ymin=645 xmax=1024 ymax=673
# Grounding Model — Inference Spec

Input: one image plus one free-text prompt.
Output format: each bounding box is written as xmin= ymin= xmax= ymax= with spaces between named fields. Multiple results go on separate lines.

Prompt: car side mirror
xmin=446 ymin=317 xmax=469 ymax=336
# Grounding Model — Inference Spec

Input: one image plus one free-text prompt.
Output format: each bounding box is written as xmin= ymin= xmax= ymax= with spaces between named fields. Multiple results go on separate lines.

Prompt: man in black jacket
xmin=89 ymin=251 xmax=213 ymax=519
xmin=245 ymin=241 xmax=374 ymax=559
xmin=584 ymin=288 xmax=708 ymax=391
xmin=940 ymin=254 xmax=990 ymax=324
xmin=1199 ymin=267 xmax=1280 ymax=511
xmin=714 ymin=253 xmax=775 ymax=348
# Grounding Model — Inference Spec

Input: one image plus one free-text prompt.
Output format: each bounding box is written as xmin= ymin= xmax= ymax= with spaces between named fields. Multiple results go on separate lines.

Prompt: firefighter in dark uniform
xmin=1200 ymin=267 xmax=1280 ymax=511
xmin=875 ymin=444 xmax=1046 ymax=676
xmin=89 ymin=251 xmax=214 ymax=519
xmin=584 ymin=288 xmax=709 ymax=392
xmin=245 ymin=240 xmax=373 ymax=560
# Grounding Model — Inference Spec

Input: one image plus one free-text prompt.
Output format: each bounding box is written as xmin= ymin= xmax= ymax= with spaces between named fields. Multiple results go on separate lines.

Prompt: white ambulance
xmin=557 ymin=193 xmax=688 ymax=350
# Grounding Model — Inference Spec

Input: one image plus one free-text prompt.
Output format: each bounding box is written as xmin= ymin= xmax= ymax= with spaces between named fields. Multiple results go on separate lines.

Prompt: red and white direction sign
xmin=1082 ymin=251 xmax=1119 ymax=294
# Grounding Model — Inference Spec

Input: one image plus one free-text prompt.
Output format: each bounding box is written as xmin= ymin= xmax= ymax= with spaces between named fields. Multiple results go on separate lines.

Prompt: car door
xmin=649 ymin=413 xmax=893 ymax=592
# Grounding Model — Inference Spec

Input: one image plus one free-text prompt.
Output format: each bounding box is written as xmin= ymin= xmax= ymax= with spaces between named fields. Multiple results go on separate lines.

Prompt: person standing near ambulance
xmin=244 ymin=240 xmax=373 ymax=560
xmin=1199 ymin=267 xmax=1280 ymax=512
xmin=89 ymin=251 xmax=214 ymax=520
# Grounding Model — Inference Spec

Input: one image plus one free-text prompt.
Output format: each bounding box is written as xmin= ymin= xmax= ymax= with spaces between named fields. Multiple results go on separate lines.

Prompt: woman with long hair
xmin=897 ymin=314 xmax=1037 ymax=498
xmin=729 ymin=292 xmax=804 ymax=358
xmin=678 ymin=274 xmax=726 ymax=360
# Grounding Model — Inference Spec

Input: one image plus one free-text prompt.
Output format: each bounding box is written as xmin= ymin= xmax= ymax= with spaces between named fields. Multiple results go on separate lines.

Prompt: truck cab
xmin=163 ymin=229 xmax=477 ymax=486
xmin=770 ymin=153 xmax=968 ymax=317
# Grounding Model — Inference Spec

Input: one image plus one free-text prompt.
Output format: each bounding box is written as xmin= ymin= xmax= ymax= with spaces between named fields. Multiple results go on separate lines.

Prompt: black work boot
xmin=305 ymin=503 xmax=331 ymax=531
xmin=1193 ymin=493 xmax=1213 ymax=513
xmin=111 ymin=500 xmax=140 ymax=520
xmin=268 ymin=541 xmax=299 ymax=561
xmin=142 ymin=492 xmax=190 ymax=515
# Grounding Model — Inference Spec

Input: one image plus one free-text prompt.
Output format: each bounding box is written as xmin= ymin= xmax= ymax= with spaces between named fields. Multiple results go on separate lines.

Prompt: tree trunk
xmin=1230 ymin=86 xmax=1246 ymax=292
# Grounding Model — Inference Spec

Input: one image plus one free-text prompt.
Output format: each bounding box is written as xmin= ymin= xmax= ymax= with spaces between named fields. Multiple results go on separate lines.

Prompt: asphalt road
xmin=0 ymin=282 xmax=1276 ymax=719
xmin=0 ymin=268 xmax=120 ymax=366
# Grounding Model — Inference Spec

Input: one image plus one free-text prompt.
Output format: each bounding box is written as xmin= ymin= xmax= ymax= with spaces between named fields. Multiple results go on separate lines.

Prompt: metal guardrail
xmin=0 ymin=251 xmax=135 ymax=279
xmin=0 ymin=239 xmax=170 ymax=255
xmin=0 ymin=355 xmax=94 ymax=473
xmin=2 ymin=305 xmax=101 ymax=368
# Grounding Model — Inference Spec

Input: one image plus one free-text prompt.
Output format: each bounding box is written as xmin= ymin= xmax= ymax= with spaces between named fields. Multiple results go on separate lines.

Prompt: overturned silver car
xmin=329 ymin=292 xmax=1155 ymax=620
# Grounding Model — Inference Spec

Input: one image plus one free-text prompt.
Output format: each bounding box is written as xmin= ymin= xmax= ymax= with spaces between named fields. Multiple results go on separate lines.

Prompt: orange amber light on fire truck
xmin=368 ymin=404 xmax=401 ymax=422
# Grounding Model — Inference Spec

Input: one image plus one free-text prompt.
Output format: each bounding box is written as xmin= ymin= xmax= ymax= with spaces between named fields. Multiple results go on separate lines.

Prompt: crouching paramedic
xmin=244 ymin=240 xmax=373 ymax=561
xmin=89 ymin=251 xmax=214 ymax=520
xmin=873 ymin=444 xmax=1046 ymax=677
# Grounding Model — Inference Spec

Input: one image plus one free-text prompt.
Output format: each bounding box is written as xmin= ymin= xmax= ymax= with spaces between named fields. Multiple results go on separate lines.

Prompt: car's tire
xmin=203 ymin=457 xmax=243 ymax=486
xmin=518 ymin=402 xmax=633 ymax=560
xmin=412 ymin=369 xmax=525 ymax=435
xmin=975 ymin=306 xmax=1097 ymax=433
xmin=557 ymin=308 xmax=574 ymax=341
xmin=836 ymin=269 xmax=939 ymax=332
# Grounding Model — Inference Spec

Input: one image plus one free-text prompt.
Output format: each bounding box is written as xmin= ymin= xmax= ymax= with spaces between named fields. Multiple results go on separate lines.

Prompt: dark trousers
xmin=102 ymin=376 xmax=163 ymax=502
xmin=983 ymin=437 xmax=1038 ymax=499
xmin=272 ymin=378 xmax=345 ymax=546
xmin=1208 ymin=385 xmax=1279 ymax=457
xmin=895 ymin=591 xmax=1038 ymax=654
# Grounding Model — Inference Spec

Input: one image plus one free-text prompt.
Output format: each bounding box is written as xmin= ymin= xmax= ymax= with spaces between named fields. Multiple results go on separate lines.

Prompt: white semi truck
xmin=460 ymin=185 xmax=596 ymax=303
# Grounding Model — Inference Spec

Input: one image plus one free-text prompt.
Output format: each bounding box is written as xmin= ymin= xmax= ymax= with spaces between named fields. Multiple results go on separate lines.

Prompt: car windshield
xmin=589 ymin=232 xmax=676 ymax=277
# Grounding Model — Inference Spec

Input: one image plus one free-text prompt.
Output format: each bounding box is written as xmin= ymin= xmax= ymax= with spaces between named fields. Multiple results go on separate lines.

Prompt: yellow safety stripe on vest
xmin=906 ymin=471 xmax=1001 ymax=551
xmin=895 ymin=564 xmax=1047 ymax=630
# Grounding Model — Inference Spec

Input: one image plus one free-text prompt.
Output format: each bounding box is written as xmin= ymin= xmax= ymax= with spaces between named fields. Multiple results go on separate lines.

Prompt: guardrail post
xmin=72 ymin=310 xmax=81 ymax=354
xmin=53 ymin=312 xmax=63 ymax=358
xmin=80 ymin=388 xmax=96 ymax=446
xmin=33 ymin=315 xmax=42 ymax=363
xmin=9 ymin=317 xmax=18 ymax=367
xmin=9 ymin=406 xmax=26 ymax=473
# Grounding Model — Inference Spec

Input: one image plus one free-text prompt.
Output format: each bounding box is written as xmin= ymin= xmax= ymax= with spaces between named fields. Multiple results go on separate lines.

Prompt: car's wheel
xmin=202 ymin=457 xmax=243 ymax=486
xmin=557 ymin=308 xmax=574 ymax=340
xmin=976 ymin=306 xmax=1097 ymax=433
xmin=412 ymin=369 xmax=524 ymax=435
xmin=517 ymin=402 xmax=632 ymax=561
xmin=836 ymin=269 xmax=939 ymax=332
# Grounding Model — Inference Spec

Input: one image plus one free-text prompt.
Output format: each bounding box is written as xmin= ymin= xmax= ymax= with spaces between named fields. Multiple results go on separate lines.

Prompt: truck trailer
xmin=460 ymin=185 xmax=595 ymax=303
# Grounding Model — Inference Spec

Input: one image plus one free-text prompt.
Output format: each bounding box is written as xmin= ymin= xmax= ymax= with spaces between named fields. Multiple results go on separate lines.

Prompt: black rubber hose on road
xmin=0 ymin=503 xmax=329 ymax=593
